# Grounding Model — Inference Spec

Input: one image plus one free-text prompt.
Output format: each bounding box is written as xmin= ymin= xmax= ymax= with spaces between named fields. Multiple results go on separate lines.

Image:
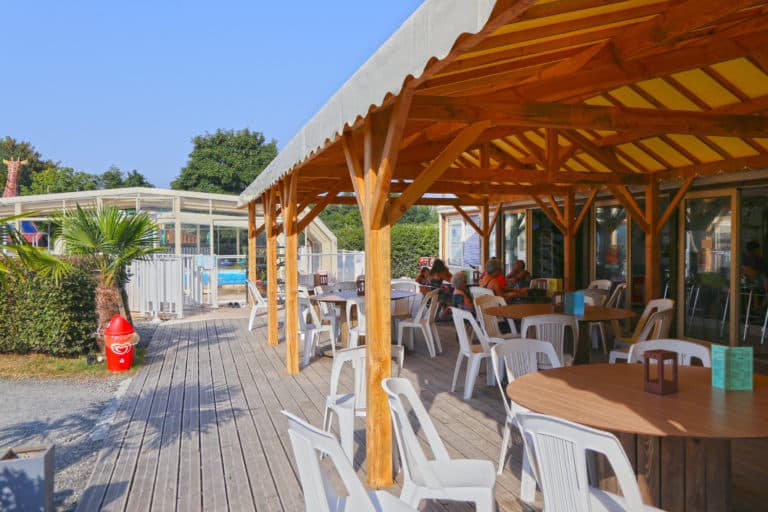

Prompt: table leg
xmin=339 ymin=308 xmax=349 ymax=348
xmin=575 ymin=322 xmax=592 ymax=364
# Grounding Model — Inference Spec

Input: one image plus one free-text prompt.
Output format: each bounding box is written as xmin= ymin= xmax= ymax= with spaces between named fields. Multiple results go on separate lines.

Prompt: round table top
xmin=486 ymin=303 xmax=636 ymax=322
xmin=312 ymin=289 xmax=416 ymax=303
xmin=506 ymin=364 xmax=768 ymax=439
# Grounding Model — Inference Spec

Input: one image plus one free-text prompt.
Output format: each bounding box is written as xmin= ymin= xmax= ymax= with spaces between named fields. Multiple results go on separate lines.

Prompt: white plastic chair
xmin=588 ymin=279 xmax=613 ymax=291
xmin=346 ymin=296 xmax=366 ymax=348
xmin=469 ymin=286 xmax=494 ymax=300
xmin=247 ymin=280 xmax=268 ymax=331
xmin=450 ymin=307 xmax=498 ymax=400
xmin=323 ymin=347 xmax=367 ymax=461
xmin=516 ymin=411 xmax=664 ymax=512
xmin=475 ymin=294 xmax=519 ymax=339
xmin=520 ymin=314 xmax=579 ymax=367
xmin=335 ymin=280 xmax=357 ymax=292
xmin=609 ymin=299 xmax=674 ymax=363
xmin=589 ymin=282 xmax=627 ymax=353
xmin=282 ymin=410 xmax=417 ymax=512
xmin=529 ymin=278 xmax=549 ymax=291
xmin=491 ymin=339 xmax=561 ymax=502
xmin=626 ymin=338 xmax=712 ymax=367
xmin=301 ymin=296 xmax=337 ymax=367
xmin=314 ymin=285 xmax=340 ymax=342
xmin=397 ymin=289 xmax=440 ymax=358
xmin=392 ymin=280 xmax=419 ymax=329
xmin=382 ymin=378 xmax=496 ymax=511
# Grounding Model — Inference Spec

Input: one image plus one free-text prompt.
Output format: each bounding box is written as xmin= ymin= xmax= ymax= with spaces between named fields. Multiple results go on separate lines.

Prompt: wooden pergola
xmin=241 ymin=0 xmax=768 ymax=486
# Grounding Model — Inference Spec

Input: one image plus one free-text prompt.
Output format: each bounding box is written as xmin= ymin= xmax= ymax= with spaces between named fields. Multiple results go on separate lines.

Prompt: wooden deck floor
xmin=76 ymin=316 xmax=767 ymax=511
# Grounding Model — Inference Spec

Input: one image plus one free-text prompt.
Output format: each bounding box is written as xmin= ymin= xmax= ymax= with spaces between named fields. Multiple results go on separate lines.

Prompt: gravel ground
xmin=0 ymin=323 xmax=157 ymax=511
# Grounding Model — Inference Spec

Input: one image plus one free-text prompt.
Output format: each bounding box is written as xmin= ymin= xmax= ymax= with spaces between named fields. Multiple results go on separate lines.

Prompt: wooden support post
xmin=280 ymin=177 xmax=299 ymax=374
xmin=264 ymin=189 xmax=279 ymax=347
xmin=564 ymin=190 xmax=576 ymax=291
xmin=481 ymin=202 xmax=490 ymax=266
xmin=247 ymin=202 xmax=257 ymax=306
xmin=645 ymin=178 xmax=660 ymax=301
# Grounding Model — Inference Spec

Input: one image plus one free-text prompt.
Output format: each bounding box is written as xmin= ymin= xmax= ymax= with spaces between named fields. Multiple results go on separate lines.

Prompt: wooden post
xmin=645 ymin=178 xmax=660 ymax=301
xmin=247 ymin=202 xmax=257 ymax=306
xmin=564 ymin=190 xmax=576 ymax=291
xmin=481 ymin=202 xmax=490 ymax=267
xmin=281 ymin=177 xmax=299 ymax=374
xmin=264 ymin=189 xmax=279 ymax=347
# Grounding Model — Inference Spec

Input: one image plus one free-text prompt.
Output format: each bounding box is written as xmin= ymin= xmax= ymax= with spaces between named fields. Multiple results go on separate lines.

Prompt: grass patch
xmin=0 ymin=346 xmax=146 ymax=380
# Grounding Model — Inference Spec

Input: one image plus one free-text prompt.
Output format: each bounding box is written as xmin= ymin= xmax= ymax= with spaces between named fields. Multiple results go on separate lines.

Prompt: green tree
xmin=171 ymin=129 xmax=278 ymax=194
xmin=0 ymin=137 xmax=58 ymax=194
xmin=23 ymin=167 xmax=100 ymax=195
xmin=397 ymin=205 xmax=437 ymax=224
xmin=99 ymin=165 xmax=154 ymax=189
xmin=123 ymin=169 xmax=153 ymax=187
xmin=52 ymin=206 xmax=161 ymax=337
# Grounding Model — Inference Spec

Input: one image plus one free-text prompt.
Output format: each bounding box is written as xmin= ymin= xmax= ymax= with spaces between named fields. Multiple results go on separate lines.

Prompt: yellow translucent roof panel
xmin=635 ymin=78 xmax=702 ymax=111
xmin=575 ymin=153 xmax=609 ymax=172
xmin=665 ymin=135 xmax=724 ymax=163
xmin=638 ymin=137 xmax=693 ymax=167
xmin=710 ymin=59 xmax=768 ymax=100
xmin=584 ymin=95 xmax=614 ymax=107
xmin=609 ymin=86 xmax=657 ymax=109
xmin=495 ymin=138 xmax=527 ymax=160
xmin=522 ymin=130 xmax=546 ymax=148
xmin=615 ymin=154 xmax=643 ymax=174
xmin=705 ymin=137 xmax=760 ymax=159
xmin=617 ymin=144 xmax=665 ymax=172
xmin=564 ymin=158 xmax=588 ymax=172
xmin=753 ymin=138 xmax=768 ymax=152
xmin=671 ymin=69 xmax=740 ymax=109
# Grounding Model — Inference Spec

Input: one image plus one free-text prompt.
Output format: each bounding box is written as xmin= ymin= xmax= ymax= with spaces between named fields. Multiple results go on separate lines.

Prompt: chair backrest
xmin=469 ymin=286 xmax=495 ymax=299
xmin=335 ymin=281 xmax=357 ymax=292
xmin=588 ymin=279 xmax=613 ymax=291
xmin=627 ymin=338 xmax=711 ymax=367
xmin=583 ymin=294 xmax=596 ymax=307
xmin=583 ymin=288 xmax=608 ymax=306
xmin=247 ymin=280 xmax=266 ymax=306
xmin=634 ymin=303 xmax=674 ymax=343
xmin=328 ymin=347 xmax=367 ymax=410
xmin=283 ymin=410 xmax=405 ymax=512
xmin=491 ymin=340 xmax=561 ymax=418
xmin=414 ymin=289 xmax=439 ymax=321
xmin=516 ymin=412 xmax=645 ymax=512
xmin=606 ymin=282 xmax=627 ymax=308
xmin=382 ymin=378 xmax=449 ymax=489
xmin=529 ymin=278 xmax=549 ymax=290
xmin=632 ymin=298 xmax=674 ymax=340
xmin=392 ymin=280 xmax=418 ymax=292
xmin=451 ymin=307 xmax=492 ymax=357
xmin=346 ymin=296 xmax=366 ymax=334
xmin=475 ymin=294 xmax=516 ymax=338
xmin=520 ymin=314 xmax=578 ymax=363
xmin=392 ymin=280 xmax=418 ymax=316
xmin=298 ymin=285 xmax=310 ymax=299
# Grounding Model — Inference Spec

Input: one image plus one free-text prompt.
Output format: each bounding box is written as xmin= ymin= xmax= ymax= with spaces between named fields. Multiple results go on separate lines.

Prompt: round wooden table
xmin=507 ymin=364 xmax=768 ymax=511
xmin=485 ymin=304 xmax=635 ymax=363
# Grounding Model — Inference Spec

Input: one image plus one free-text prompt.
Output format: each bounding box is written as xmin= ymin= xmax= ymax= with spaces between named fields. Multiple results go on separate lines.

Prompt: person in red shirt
xmin=479 ymin=257 xmax=506 ymax=296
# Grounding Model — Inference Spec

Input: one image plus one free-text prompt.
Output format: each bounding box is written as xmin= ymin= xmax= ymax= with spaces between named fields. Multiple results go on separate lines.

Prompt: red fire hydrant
xmin=104 ymin=314 xmax=138 ymax=372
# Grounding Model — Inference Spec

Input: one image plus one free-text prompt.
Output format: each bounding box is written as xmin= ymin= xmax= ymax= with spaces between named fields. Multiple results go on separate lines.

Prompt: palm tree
xmin=52 ymin=206 xmax=161 ymax=335
xmin=0 ymin=213 xmax=70 ymax=284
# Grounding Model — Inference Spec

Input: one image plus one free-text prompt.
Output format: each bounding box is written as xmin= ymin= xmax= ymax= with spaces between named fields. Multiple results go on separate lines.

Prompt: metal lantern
xmin=643 ymin=349 xmax=678 ymax=395
xmin=356 ymin=276 xmax=366 ymax=296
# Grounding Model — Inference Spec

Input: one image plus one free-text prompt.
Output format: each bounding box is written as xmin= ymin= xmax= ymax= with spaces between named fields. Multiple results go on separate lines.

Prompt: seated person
xmin=430 ymin=259 xmax=454 ymax=319
xmin=451 ymin=272 xmax=473 ymax=312
xmin=478 ymin=257 xmax=507 ymax=297
xmin=506 ymin=259 xmax=532 ymax=288
xmin=415 ymin=266 xmax=431 ymax=295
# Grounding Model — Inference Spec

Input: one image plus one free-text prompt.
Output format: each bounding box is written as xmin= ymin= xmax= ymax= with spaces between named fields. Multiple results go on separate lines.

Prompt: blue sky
xmin=2 ymin=1 xmax=421 ymax=188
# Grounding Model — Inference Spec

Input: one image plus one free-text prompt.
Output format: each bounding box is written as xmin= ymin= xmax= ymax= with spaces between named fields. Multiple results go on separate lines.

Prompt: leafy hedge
xmin=391 ymin=224 xmax=439 ymax=279
xmin=0 ymin=267 xmax=97 ymax=356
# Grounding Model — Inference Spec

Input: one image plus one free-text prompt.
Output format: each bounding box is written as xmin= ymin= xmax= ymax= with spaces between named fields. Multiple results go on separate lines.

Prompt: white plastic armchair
xmin=469 ymin=286 xmax=494 ymax=300
xmin=282 ymin=410 xmax=417 ymax=512
xmin=520 ymin=314 xmax=578 ymax=367
xmin=301 ymin=296 xmax=337 ymax=367
xmin=627 ymin=338 xmax=711 ymax=367
xmin=314 ymin=285 xmax=340 ymax=342
xmin=491 ymin=340 xmax=561 ymax=482
xmin=516 ymin=412 xmax=664 ymax=512
xmin=397 ymin=289 xmax=440 ymax=357
xmin=588 ymin=279 xmax=613 ymax=291
xmin=382 ymin=378 xmax=496 ymax=512
xmin=346 ymin=296 xmax=366 ymax=348
xmin=323 ymin=347 xmax=367 ymax=461
xmin=451 ymin=307 xmax=498 ymax=400
xmin=475 ymin=294 xmax=519 ymax=339
xmin=609 ymin=300 xmax=674 ymax=364
xmin=247 ymin=280 xmax=268 ymax=331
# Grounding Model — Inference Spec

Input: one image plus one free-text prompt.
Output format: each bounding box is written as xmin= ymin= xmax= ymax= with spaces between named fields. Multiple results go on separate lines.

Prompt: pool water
xmin=202 ymin=269 xmax=246 ymax=286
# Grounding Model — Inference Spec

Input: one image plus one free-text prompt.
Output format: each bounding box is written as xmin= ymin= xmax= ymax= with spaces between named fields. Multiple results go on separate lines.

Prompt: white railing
xmin=297 ymin=250 xmax=365 ymax=284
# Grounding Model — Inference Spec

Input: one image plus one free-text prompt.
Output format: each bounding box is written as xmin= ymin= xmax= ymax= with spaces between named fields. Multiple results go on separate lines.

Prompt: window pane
xmin=595 ymin=206 xmax=627 ymax=283
xmin=531 ymin=210 xmax=563 ymax=278
xmin=740 ymin=189 xmax=768 ymax=347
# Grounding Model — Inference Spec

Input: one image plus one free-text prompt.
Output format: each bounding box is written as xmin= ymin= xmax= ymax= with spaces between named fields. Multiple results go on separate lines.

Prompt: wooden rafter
xmin=656 ymin=175 xmax=695 ymax=234
xmin=531 ymin=194 xmax=566 ymax=233
xmin=573 ymin=188 xmax=599 ymax=233
xmin=342 ymin=132 xmax=365 ymax=212
xmin=487 ymin=202 xmax=503 ymax=237
xmin=453 ymin=205 xmax=482 ymax=235
xmin=560 ymin=130 xmax=635 ymax=175
xmin=296 ymin=185 xmax=344 ymax=233
xmin=607 ymin=184 xmax=650 ymax=234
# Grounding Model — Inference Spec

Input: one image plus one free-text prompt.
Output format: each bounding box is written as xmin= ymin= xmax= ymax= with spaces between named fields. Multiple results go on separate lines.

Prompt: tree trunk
xmin=94 ymin=280 xmax=123 ymax=352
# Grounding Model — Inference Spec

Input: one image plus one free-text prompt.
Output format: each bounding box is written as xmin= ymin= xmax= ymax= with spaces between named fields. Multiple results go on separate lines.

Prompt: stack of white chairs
xmin=397 ymin=289 xmax=441 ymax=357
xmin=346 ymin=296 xmax=366 ymax=348
xmin=491 ymin=339 xmax=561 ymax=503
xmin=516 ymin=412 xmax=664 ymax=512
xmin=382 ymin=378 xmax=496 ymax=511
xmin=282 ymin=410 xmax=417 ymax=512
xmin=450 ymin=308 xmax=498 ymax=400
xmin=314 ymin=285 xmax=340 ymax=343
xmin=520 ymin=314 xmax=578 ymax=367
xmin=626 ymin=338 xmax=711 ymax=367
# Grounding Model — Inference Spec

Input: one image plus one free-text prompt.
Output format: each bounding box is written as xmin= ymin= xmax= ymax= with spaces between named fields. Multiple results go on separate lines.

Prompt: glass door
xmin=503 ymin=210 xmax=527 ymax=274
xmin=594 ymin=205 xmax=627 ymax=284
xmin=739 ymin=188 xmax=768 ymax=348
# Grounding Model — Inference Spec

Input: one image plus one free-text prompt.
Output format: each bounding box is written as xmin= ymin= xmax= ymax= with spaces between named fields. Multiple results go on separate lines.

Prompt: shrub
xmin=0 ymin=266 xmax=97 ymax=356
xmin=391 ymin=224 xmax=439 ymax=279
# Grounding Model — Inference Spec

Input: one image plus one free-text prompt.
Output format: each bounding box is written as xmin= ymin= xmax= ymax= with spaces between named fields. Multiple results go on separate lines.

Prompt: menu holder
xmin=563 ymin=291 xmax=584 ymax=315
xmin=712 ymin=345 xmax=753 ymax=391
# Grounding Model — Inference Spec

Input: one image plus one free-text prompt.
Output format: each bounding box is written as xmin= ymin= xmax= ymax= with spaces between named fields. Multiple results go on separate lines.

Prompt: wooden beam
xmin=264 ymin=188 xmax=279 ymax=347
xmin=561 ymin=131 xmax=635 ymax=175
xmin=546 ymin=194 xmax=565 ymax=228
xmin=296 ymin=185 xmax=343 ymax=233
xmin=531 ymin=194 xmax=566 ymax=233
xmin=657 ymin=154 xmax=768 ymax=181
xmin=607 ymin=185 xmax=650 ymax=234
xmin=247 ymin=202 xmax=257 ymax=306
xmin=410 ymin=96 xmax=768 ymax=138
xmin=572 ymin=187 xmax=599 ymax=233
xmin=342 ymin=132 xmax=366 ymax=213
xmin=563 ymin=190 xmax=576 ymax=291
xmin=645 ymin=178 xmax=660 ymax=301
xmin=436 ymin=167 xmax=647 ymax=185
xmin=453 ymin=206 xmax=483 ymax=235
xmin=389 ymin=121 xmax=491 ymax=224
xmin=487 ymin=203 xmax=503 ymax=238
xmin=656 ymin=175 xmax=694 ymax=235
xmin=481 ymin=203 xmax=491 ymax=266
xmin=280 ymin=175 xmax=299 ymax=375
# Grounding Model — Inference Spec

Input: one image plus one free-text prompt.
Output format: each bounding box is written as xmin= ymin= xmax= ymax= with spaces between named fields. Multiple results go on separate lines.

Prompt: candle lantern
xmin=472 ymin=269 xmax=480 ymax=283
xmin=643 ymin=349 xmax=678 ymax=395
xmin=356 ymin=276 xmax=366 ymax=296
xmin=551 ymin=292 xmax=564 ymax=313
